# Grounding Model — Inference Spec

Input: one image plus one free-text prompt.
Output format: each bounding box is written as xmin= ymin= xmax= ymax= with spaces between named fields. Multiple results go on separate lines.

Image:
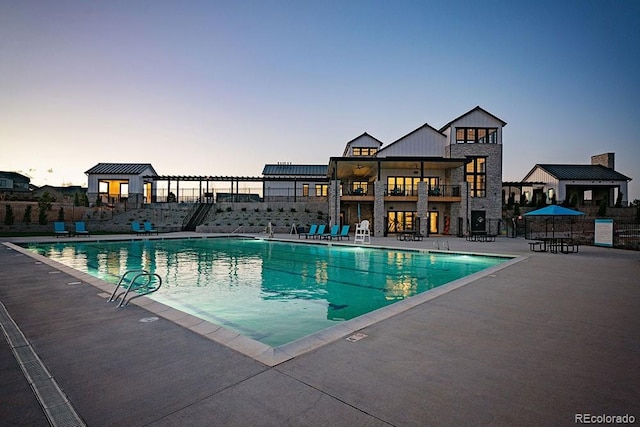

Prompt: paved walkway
xmin=1 ymin=233 xmax=638 ymax=426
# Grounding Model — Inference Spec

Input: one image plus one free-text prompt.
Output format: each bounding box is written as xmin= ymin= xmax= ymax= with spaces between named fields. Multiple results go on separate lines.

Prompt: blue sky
xmin=2 ymin=0 xmax=639 ymax=200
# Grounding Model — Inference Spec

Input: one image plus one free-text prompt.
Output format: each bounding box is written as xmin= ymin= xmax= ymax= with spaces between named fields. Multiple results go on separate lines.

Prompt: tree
xmin=37 ymin=192 xmax=54 ymax=225
xmin=4 ymin=204 xmax=14 ymax=225
xmin=57 ymin=206 xmax=65 ymax=221
xmin=23 ymin=205 xmax=32 ymax=224
xmin=615 ymin=192 xmax=623 ymax=208
xmin=74 ymin=192 xmax=80 ymax=206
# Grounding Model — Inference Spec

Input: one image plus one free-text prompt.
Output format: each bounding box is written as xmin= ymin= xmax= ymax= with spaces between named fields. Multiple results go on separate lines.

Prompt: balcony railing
xmin=385 ymin=185 xmax=461 ymax=197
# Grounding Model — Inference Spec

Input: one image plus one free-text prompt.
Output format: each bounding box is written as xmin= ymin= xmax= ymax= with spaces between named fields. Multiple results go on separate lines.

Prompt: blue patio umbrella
xmin=523 ymin=205 xmax=585 ymax=217
xmin=523 ymin=205 xmax=585 ymax=238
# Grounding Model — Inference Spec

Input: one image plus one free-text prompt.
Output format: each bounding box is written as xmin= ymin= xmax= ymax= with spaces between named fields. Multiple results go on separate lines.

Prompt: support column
xmin=417 ymin=181 xmax=428 ymax=236
xmin=373 ymin=179 xmax=385 ymax=236
xmin=328 ymin=180 xmax=341 ymax=226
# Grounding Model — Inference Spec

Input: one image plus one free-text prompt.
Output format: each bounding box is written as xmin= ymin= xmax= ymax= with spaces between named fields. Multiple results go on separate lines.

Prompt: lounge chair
xmin=144 ymin=222 xmax=158 ymax=235
xmin=332 ymin=225 xmax=350 ymax=240
xmin=299 ymin=224 xmax=318 ymax=239
xmin=314 ymin=224 xmax=326 ymax=239
xmin=74 ymin=221 xmax=90 ymax=237
xmin=54 ymin=222 xmax=69 ymax=237
xmin=321 ymin=225 xmax=340 ymax=239
xmin=131 ymin=222 xmax=146 ymax=234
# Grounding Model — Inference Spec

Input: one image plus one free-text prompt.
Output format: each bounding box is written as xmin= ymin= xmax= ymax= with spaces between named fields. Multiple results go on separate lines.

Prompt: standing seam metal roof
xmin=262 ymin=164 xmax=328 ymax=176
xmin=85 ymin=163 xmax=157 ymax=175
xmin=538 ymin=164 xmax=631 ymax=181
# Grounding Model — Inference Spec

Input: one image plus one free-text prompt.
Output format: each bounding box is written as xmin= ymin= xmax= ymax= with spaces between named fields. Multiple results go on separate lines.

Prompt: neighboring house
xmin=85 ymin=163 xmax=158 ymax=208
xmin=32 ymin=185 xmax=87 ymax=203
xmin=262 ymin=163 xmax=329 ymax=202
xmin=520 ymin=153 xmax=632 ymax=207
xmin=328 ymin=106 xmax=507 ymax=237
xmin=0 ymin=171 xmax=31 ymax=199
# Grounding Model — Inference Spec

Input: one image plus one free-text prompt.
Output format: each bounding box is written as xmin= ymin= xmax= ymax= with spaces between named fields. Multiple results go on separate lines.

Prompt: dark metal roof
xmin=537 ymin=164 xmax=631 ymax=181
xmin=85 ymin=163 xmax=158 ymax=175
xmin=262 ymin=164 xmax=328 ymax=176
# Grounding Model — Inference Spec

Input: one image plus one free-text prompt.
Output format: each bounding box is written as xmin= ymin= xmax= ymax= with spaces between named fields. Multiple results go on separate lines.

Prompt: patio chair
xmin=314 ymin=224 xmax=326 ymax=239
xmin=74 ymin=221 xmax=90 ymax=237
xmin=144 ymin=222 xmax=158 ymax=235
xmin=321 ymin=224 xmax=340 ymax=239
xmin=131 ymin=222 xmax=146 ymax=234
xmin=54 ymin=222 xmax=70 ymax=237
xmin=332 ymin=225 xmax=350 ymax=240
xmin=299 ymin=224 xmax=318 ymax=239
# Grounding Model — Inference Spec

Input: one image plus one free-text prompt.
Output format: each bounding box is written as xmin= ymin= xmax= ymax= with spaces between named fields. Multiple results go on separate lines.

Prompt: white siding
xmin=377 ymin=127 xmax=445 ymax=157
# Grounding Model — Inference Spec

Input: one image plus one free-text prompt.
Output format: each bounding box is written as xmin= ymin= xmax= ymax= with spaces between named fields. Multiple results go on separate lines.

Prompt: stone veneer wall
xmin=448 ymin=143 xmax=503 ymax=235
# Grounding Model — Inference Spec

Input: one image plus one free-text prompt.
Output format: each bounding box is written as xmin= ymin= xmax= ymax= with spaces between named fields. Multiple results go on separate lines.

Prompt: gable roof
xmin=262 ymin=164 xmax=328 ymax=177
xmin=85 ymin=163 xmax=158 ymax=175
xmin=532 ymin=164 xmax=631 ymax=181
xmin=377 ymin=123 xmax=445 ymax=156
xmin=439 ymin=106 xmax=507 ymax=132
xmin=342 ymin=132 xmax=384 ymax=156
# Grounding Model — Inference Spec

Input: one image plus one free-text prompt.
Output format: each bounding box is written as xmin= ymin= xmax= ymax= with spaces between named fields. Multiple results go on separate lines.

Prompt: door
xmin=470 ymin=210 xmax=486 ymax=232
xmin=428 ymin=212 xmax=439 ymax=234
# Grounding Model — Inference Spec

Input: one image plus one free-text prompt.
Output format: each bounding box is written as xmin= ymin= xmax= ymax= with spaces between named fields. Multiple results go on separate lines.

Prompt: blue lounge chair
xmin=74 ymin=221 xmax=89 ymax=237
xmin=299 ymin=224 xmax=318 ymax=239
xmin=314 ymin=224 xmax=326 ymax=239
xmin=54 ymin=222 xmax=69 ymax=237
xmin=321 ymin=225 xmax=340 ymax=239
xmin=332 ymin=225 xmax=350 ymax=240
xmin=144 ymin=222 xmax=158 ymax=235
xmin=131 ymin=222 xmax=146 ymax=234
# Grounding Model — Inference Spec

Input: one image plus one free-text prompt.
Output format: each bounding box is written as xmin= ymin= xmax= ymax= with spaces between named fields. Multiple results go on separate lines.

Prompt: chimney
xmin=591 ymin=153 xmax=615 ymax=170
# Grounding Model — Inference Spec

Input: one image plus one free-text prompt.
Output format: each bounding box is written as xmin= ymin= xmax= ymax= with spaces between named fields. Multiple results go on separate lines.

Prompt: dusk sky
xmin=2 ymin=0 xmax=639 ymax=200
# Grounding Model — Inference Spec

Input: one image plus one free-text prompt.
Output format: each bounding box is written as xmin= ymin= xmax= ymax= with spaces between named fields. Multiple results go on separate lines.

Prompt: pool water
xmin=27 ymin=238 xmax=507 ymax=346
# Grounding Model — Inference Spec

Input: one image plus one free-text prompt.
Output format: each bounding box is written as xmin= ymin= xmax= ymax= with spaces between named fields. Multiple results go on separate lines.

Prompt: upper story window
xmin=352 ymin=147 xmax=378 ymax=156
xmin=465 ymin=157 xmax=487 ymax=198
xmin=456 ymin=128 xmax=498 ymax=144
xmin=0 ymin=179 xmax=8 ymax=188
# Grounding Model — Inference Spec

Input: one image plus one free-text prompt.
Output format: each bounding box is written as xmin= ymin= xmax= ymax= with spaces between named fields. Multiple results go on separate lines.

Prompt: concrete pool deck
xmin=1 ymin=233 xmax=639 ymax=426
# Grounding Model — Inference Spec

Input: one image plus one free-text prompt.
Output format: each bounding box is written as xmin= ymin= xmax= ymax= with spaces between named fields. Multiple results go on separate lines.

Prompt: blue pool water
xmin=27 ymin=238 xmax=507 ymax=346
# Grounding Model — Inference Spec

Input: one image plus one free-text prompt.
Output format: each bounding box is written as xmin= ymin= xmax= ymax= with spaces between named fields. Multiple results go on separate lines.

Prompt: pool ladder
xmin=108 ymin=269 xmax=162 ymax=307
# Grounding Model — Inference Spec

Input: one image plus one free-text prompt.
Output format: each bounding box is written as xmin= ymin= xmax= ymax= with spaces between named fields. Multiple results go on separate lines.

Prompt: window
xmin=387 ymin=211 xmax=416 ymax=232
xmin=456 ymin=128 xmax=498 ymax=144
xmin=351 ymin=181 xmax=368 ymax=194
xmin=387 ymin=176 xmax=418 ymax=196
xmin=352 ymin=147 xmax=377 ymax=156
xmin=465 ymin=157 xmax=486 ymax=197
xmin=302 ymin=184 xmax=309 ymax=197
xmin=315 ymin=184 xmax=328 ymax=197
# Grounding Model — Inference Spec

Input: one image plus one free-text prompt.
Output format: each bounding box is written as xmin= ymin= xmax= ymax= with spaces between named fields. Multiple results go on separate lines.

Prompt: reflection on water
xmin=28 ymin=238 xmax=505 ymax=346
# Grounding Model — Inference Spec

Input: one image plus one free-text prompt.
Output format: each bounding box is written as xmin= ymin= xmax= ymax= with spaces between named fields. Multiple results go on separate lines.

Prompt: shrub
xmin=58 ymin=207 xmax=65 ymax=221
xmin=23 ymin=205 xmax=32 ymax=224
xmin=241 ymin=207 xmax=247 ymax=212
xmin=4 ymin=205 xmax=14 ymax=225
xmin=226 ymin=207 xmax=232 ymax=212
xmin=597 ymin=198 xmax=607 ymax=217
xmin=290 ymin=208 xmax=296 ymax=213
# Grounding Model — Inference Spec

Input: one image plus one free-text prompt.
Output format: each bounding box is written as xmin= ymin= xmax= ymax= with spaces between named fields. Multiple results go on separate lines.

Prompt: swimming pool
xmin=27 ymin=237 xmax=508 ymax=347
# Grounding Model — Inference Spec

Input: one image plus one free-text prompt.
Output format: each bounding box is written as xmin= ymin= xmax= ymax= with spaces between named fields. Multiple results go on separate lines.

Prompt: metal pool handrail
xmin=108 ymin=269 xmax=163 ymax=307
